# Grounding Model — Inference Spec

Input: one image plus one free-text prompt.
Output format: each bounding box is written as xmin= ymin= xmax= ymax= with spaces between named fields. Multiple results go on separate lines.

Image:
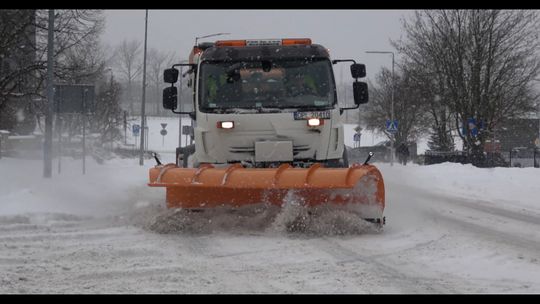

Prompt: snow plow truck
xmin=148 ymin=38 xmax=385 ymax=226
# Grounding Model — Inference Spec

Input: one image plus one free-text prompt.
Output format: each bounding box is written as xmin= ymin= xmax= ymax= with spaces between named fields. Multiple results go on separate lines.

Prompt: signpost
xmin=353 ymin=132 xmax=361 ymax=148
xmin=386 ymin=119 xmax=398 ymax=165
xmin=54 ymin=84 xmax=96 ymax=114
xmin=132 ymin=124 xmax=140 ymax=150
xmin=144 ymin=125 xmax=149 ymax=151
xmin=123 ymin=111 xmax=127 ymax=145
xmin=132 ymin=124 xmax=140 ymax=136
xmin=53 ymin=84 xmax=95 ymax=175
xmin=160 ymin=123 xmax=168 ymax=146
xmin=182 ymin=125 xmax=193 ymax=147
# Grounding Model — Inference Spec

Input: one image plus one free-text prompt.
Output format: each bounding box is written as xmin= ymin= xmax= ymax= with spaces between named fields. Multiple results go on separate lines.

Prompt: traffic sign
xmin=54 ymin=84 xmax=95 ymax=114
xmin=353 ymin=133 xmax=361 ymax=142
xmin=160 ymin=129 xmax=168 ymax=136
xmin=132 ymin=124 xmax=140 ymax=136
xmin=386 ymin=119 xmax=398 ymax=133
xmin=161 ymin=123 xmax=167 ymax=129
xmin=182 ymin=125 xmax=193 ymax=136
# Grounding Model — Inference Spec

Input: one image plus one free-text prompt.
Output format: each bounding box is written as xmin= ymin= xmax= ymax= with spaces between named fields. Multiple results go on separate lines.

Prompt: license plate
xmin=293 ymin=111 xmax=331 ymax=120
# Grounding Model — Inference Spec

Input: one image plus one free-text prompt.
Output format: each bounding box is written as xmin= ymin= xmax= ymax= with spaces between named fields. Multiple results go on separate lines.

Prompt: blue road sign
xmin=463 ymin=118 xmax=484 ymax=137
xmin=386 ymin=120 xmax=398 ymax=133
xmin=354 ymin=133 xmax=361 ymax=142
xmin=132 ymin=124 xmax=140 ymax=136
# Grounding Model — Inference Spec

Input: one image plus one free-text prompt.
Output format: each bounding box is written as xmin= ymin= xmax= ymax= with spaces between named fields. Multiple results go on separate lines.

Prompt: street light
xmin=44 ymin=9 xmax=55 ymax=178
xmin=195 ymin=32 xmax=231 ymax=46
xmin=366 ymin=50 xmax=395 ymax=166
xmin=104 ymin=68 xmax=115 ymax=150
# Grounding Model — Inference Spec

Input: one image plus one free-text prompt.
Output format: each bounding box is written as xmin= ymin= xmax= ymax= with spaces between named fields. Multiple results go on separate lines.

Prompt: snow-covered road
xmin=0 ymin=156 xmax=539 ymax=293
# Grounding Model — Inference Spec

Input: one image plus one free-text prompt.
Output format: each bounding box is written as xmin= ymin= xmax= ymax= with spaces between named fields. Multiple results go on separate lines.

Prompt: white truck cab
xmin=163 ymin=38 xmax=368 ymax=168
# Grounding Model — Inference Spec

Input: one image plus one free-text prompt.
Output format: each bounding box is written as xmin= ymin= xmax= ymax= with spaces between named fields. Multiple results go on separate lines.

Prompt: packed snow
xmin=1 ymin=152 xmax=539 ymax=293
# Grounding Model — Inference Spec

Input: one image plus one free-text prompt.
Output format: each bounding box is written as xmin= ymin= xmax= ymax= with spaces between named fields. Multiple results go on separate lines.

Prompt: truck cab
xmin=163 ymin=38 xmax=368 ymax=168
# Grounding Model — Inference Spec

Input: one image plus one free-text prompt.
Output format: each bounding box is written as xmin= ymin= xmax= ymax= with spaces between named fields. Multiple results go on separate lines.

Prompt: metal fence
xmin=422 ymin=148 xmax=539 ymax=168
xmin=504 ymin=148 xmax=539 ymax=168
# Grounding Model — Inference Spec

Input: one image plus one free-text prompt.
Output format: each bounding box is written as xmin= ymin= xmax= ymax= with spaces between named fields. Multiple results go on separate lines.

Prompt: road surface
xmin=0 ymin=158 xmax=539 ymax=293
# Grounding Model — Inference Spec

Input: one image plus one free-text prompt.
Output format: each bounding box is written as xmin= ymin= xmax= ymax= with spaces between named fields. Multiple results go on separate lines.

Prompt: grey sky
xmin=102 ymin=10 xmax=413 ymax=81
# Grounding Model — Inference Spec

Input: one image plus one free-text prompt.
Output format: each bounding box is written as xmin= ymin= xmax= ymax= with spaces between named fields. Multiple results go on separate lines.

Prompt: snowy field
xmin=1 ymin=153 xmax=539 ymax=293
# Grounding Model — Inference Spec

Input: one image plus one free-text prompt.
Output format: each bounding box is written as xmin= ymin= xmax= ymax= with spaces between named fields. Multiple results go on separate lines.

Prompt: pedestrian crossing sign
xmin=386 ymin=119 xmax=398 ymax=133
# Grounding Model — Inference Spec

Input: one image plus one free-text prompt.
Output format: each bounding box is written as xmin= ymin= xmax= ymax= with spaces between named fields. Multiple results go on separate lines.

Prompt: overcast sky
xmin=102 ymin=10 xmax=414 ymax=81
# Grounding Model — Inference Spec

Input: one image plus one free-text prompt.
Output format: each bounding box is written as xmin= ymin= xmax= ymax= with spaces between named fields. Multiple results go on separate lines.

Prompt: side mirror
xmin=351 ymin=63 xmax=366 ymax=79
xmin=164 ymin=68 xmax=179 ymax=84
xmin=353 ymin=81 xmax=368 ymax=104
xmin=163 ymin=86 xmax=178 ymax=110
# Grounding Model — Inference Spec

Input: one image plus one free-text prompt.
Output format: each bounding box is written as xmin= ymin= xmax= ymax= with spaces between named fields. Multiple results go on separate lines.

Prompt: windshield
xmin=199 ymin=58 xmax=335 ymax=112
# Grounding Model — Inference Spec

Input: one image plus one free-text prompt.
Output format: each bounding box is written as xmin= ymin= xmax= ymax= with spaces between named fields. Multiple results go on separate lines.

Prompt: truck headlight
xmin=217 ymin=121 xmax=235 ymax=129
xmin=307 ymin=118 xmax=324 ymax=127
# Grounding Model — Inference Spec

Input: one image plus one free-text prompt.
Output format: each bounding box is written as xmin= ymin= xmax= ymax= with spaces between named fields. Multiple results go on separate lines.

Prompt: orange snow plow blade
xmin=149 ymin=163 xmax=385 ymax=221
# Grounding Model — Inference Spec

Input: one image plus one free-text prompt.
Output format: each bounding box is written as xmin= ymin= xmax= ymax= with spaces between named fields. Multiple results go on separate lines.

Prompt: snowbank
xmin=1 ymin=154 xmax=538 ymax=218
xmin=0 ymin=156 xmax=162 ymax=217
xmin=377 ymin=162 xmax=540 ymax=214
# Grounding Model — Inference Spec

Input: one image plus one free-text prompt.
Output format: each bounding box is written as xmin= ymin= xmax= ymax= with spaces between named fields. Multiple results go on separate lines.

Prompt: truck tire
xmin=325 ymin=149 xmax=349 ymax=168
xmin=176 ymin=144 xmax=196 ymax=168
xmin=342 ymin=148 xmax=349 ymax=167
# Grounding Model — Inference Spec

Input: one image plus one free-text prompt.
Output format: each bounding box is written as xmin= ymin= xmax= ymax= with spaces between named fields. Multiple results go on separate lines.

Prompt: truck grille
xmin=229 ymin=144 xmax=311 ymax=155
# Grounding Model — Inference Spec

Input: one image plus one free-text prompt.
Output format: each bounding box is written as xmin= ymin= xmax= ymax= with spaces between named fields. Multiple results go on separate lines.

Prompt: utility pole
xmin=43 ymin=9 xmax=54 ymax=178
xmin=82 ymin=88 xmax=87 ymax=175
xmin=139 ymin=9 xmax=149 ymax=166
xmin=366 ymin=50 xmax=395 ymax=166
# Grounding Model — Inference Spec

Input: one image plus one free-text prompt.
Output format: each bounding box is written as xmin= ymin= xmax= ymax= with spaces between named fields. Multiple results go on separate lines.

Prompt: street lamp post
xmin=535 ymin=79 xmax=540 ymax=160
xmin=105 ymin=68 xmax=114 ymax=150
xmin=139 ymin=9 xmax=149 ymax=166
xmin=366 ymin=50 xmax=395 ymax=166
xmin=44 ymin=9 xmax=54 ymax=178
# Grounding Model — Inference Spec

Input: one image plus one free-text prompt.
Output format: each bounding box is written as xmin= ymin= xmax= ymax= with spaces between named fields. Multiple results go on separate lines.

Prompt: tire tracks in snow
xmin=390 ymin=182 xmax=540 ymax=253
xmin=309 ymin=237 xmax=458 ymax=293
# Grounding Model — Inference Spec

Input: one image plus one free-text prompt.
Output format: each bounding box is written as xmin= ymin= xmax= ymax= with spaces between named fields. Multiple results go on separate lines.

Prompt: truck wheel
xmin=176 ymin=144 xmax=196 ymax=168
xmin=342 ymin=148 xmax=349 ymax=168
xmin=325 ymin=150 xmax=349 ymax=168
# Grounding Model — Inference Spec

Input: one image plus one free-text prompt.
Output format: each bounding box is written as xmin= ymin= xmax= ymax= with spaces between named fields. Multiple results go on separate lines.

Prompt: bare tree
xmin=147 ymin=48 xmax=176 ymax=116
xmin=361 ymin=66 xmax=430 ymax=147
xmin=395 ymin=10 xmax=540 ymax=163
xmin=89 ymin=72 xmax=123 ymax=146
xmin=400 ymin=61 xmax=456 ymax=152
xmin=113 ymin=39 xmax=142 ymax=114
xmin=0 ymin=10 xmax=38 ymax=133
xmin=0 ymin=10 xmax=105 ymax=134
